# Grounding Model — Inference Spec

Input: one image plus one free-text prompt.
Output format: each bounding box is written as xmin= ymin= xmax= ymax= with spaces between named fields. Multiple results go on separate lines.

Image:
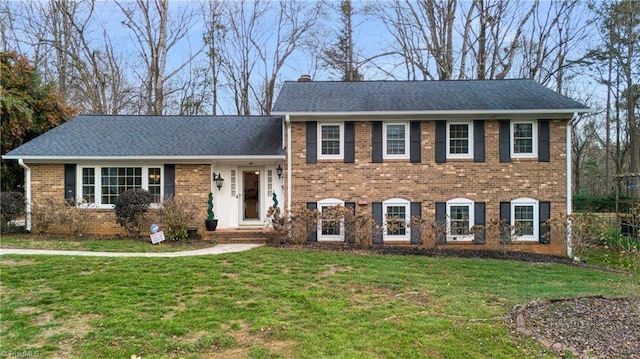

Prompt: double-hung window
xmin=511 ymin=198 xmax=538 ymax=241
xmin=317 ymin=198 xmax=345 ymax=241
xmin=511 ymin=121 xmax=537 ymax=158
xmin=383 ymin=198 xmax=410 ymax=241
xmin=79 ymin=165 xmax=162 ymax=208
xmin=446 ymin=121 xmax=473 ymax=159
xmin=383 ymin=122 xmax=409 ymax=159
xmin=446 ymin=198 xmax=474 ymax=241
xmin=318 ymin=123 xmax=343 ymax=160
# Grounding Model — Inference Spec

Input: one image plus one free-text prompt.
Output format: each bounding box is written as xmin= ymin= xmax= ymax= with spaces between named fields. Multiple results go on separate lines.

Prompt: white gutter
xmin=285 ymin=115 xmax=292 ymax=217
xmin=566 ymin=112 xmax=579 ymax=259
xmin=18 ymin=159 xmax=31 ymax=233
xmin=271 ymin=108 xmax=591 ymax=117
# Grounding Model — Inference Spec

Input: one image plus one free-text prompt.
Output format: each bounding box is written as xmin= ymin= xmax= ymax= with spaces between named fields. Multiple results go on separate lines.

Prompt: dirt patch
xmin=512 ymin=296 xmax=640 ymax=358
xmin=0 ymin=258 xmax=37 ymax=266
xmin=315 ymin=264 xmax=353 ymax=278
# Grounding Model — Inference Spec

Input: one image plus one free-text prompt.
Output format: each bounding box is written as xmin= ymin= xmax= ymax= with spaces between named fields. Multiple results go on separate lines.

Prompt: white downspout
xmin=18 ymin=159 xmax=31 ymax=233
xmin=566 ymin=112 xmax=579 ymax=259
xmin=285 ymin=115 xmax=292 ymax=217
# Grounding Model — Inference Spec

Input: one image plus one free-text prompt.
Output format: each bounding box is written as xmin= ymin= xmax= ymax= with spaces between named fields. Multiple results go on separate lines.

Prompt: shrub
xmin=265 ymin=206 xmax=287 ymax=245
xmin=290 ymin=206 xmax=319 ymax=244
xmin=573 ymin=192 xmax=617 ymax=212
xmin=151 ymin=196 xmax=198 ymax=241
xmin=31 ymin=198 xmax=91 ymax=237
xmin=114 ymin=189 xmax=151 ymax=238
xmin=0 ymin=191 xmax=25 ymax=231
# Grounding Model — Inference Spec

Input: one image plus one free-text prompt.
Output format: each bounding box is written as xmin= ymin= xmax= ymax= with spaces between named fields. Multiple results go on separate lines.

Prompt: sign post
xmin=150 ymin=223 xmax=165 ymax=244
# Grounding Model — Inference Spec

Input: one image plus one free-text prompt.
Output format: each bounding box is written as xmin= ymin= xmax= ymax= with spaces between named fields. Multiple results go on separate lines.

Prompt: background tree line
xmin=1 ymin=0 xmax=638 ymax=200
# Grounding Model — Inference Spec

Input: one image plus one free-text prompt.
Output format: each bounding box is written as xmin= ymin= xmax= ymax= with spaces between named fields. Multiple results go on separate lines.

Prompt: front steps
xmin=205 ymin=228 xmax=269 ymax=244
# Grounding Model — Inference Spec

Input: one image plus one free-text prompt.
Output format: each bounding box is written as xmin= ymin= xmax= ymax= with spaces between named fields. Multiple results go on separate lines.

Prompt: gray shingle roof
xmin=4 ymin=115 xmax=284 ymax=158
xmin=271 ymin=79 xmax=589 ymax=113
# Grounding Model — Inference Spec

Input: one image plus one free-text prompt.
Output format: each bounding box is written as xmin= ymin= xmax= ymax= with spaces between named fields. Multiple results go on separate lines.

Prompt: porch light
xmin=213 ymin=172 xmax=224 ymax=191
xmin=276 ymin=164 xmax=283 ymax=179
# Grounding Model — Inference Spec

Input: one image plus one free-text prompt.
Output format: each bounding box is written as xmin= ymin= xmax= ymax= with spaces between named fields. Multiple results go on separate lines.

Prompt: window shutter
xmin=344 ymin=122 xmax=355 ymax=163
xmin=345 ymin=202 xmax=356 ymax=243
xmin=306 ymin=122 xmax=317 ymax=163
xmin=499 ymin=120 xmax=511 ymax=163
xmin=410 ymin=202 xmax=421 ymax=244
xmin=474 ymin=120 xmax=485 ymax=162
xmin=64 ymin=164 xmax=76 ymax=205
xmin=163 ymin=164 xmax=175 ymax=198
xmin=539 ymin=201 xmax=551 ymax=244
xmin=538 ymin=120 xmax=550 ymax=162
xmin=435 ymin=120 xmax=446 ymax=163
xmin=500 ymin=201 xmax=511 ymax=228
xmin=372 ymin=122 xmax=383 ymax=163
xmin=473 ymin=202 xmax=486 ymax=244
xmin=372 ymin=202 xmax=383 ymax=244
xmin=435 ymin=202 xmax=446 ymax=244
xmin=306 ymin=202 xmax=318 ymax=242
xmin=410 ymin=121 xmax=421 ymax=163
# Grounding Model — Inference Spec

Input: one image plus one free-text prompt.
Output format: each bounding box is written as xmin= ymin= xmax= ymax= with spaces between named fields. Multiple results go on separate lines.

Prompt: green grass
xmin=1 ymin=247 xmax=638 ymax=358
xmin=0 ymin=234 xmax=214 ymax=252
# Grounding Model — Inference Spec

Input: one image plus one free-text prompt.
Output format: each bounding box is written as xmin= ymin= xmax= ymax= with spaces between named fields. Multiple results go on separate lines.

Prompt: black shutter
xmin=64 ymin=164 xmax=76 ymax=205
xmin=538 ymin=120 xmax=550 ymax=162
xmin=473 ymin=202 xmax=486 ymax=244
xmin=500 ymin=201 xmax=511 ymax=226
xmin=499 ymin=120 xmax=511 ymax=163
xmin=539 ymin=201 xmax=551 ymax=244
xmin=410 ymin=121 xmax=421 ymax=163
xmin=474 ymin=120 xmax=485 ymax=163
xmin=410 ymin=202 xmax=421 ymax=244
xmin=372 ymin=122 xmax=383 ymax=163
xmin=345 ymin=202 xmax=356 ymax=243
xmin=163 ymin=164 xmax=175 ymax=199
xmin=435 ymin=201 xmax=446 ymax=244
xmin=306 ymin=122 xmax=317 ymax=163
xmin=306 ymin=202 xmax=318 ymax=242
xmin=344 ymin=122 xmax=355 ymax=163
xmin=435 ymin=120 xmax=446 ymax=163
xmin=372 ymin=202 xmax=383 ymax=244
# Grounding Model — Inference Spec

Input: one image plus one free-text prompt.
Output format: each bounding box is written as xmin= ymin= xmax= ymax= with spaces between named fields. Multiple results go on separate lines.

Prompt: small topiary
xmin=114 ymin=188 xmax=151 ymax=238
xmin=0 ymin=191 xmax=25 ymax=231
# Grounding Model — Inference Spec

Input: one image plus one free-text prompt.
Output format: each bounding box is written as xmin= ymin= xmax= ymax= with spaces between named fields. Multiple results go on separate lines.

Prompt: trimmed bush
xmin=0 ymin=191 xmax=25 ymax=231
xmin=114 ymin=189 xmax=151 ymax=238
xmin=573 ymin=192 xmax=617 ymax=212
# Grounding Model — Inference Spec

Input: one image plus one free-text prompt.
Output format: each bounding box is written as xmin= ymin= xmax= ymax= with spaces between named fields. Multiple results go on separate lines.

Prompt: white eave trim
xmin=2 ymin=155 xmax=286 ymax=162
xmin=271 ymin=108 xmax=591 ymax=118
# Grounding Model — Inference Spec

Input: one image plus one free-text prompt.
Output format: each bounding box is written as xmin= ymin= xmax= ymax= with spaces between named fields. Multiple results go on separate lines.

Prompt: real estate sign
xmin=150 ymin=231 xmax=165 ymax=244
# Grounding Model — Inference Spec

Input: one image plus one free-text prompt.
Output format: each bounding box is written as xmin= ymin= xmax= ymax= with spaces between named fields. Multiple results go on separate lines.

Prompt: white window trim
xmin=511 ymin=197 xmax=539 ymax=241
xmin=510 ymin=120 xmax=538 ymax=158
xmin=317 ymin=122 xmax=344 ymax=160
xmin=446 ymin=198 xmax=474 ymax=242
xmin=383 ymin=122 xmax=410 ymax=159
xmin=317 ymin=198 xmax=345 ymax=241
xmin=383 ymin=198 xmax=410 ymax=242
xmin=446 ymin=121 xmax=474 ymax=159
xmin=77 ymin=165 xmax=164 ymax=209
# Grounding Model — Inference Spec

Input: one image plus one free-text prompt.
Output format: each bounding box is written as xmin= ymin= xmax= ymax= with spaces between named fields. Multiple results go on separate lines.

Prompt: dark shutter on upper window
xmin=474 ymin=202 xmax=486 ymax=244
xmin=435 ymin=120 xmax=446 ymax=163
xmin=306 ymin=122 xmax=317 ymax=163
xmin=410 ymin=202 xmax=422 ymax=244
xmin=435 ymin=202 xmax=446 ymax=244
xmin=410 ymin=121 xmax=421 ymax=163
xmin=306 ymin=202 xmax=317 ymax=242
xmin=538 ymin=120 xmax=550 ymax=162
xmin=372 ymin=202 xmax=383 ymax=244
xmin=372 ymin=122 xmax=383 ymax=163
xmin=64 ymin=164 xmax=76 ymax=205
xmin=344 ymin=122 xmax=355 ymax=163
xmin=539 ymin=201 xmax=551 ymax=244
xmin=345 ymin=202 xmax=356 ymax=243
xmin=474 ymin=120 xmax=485 ymax=163
xmin=500 ymin=201 xmax=511 ymax=226
xmin=499 ymin=120 xmax=511 ymax=163
xmin=163 ymin=164 xmax=175 ymax=198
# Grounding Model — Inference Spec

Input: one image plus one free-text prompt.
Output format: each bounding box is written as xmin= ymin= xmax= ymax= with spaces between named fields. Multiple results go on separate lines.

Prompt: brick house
xmin=4 ymin=79 xmax=588 ymax=256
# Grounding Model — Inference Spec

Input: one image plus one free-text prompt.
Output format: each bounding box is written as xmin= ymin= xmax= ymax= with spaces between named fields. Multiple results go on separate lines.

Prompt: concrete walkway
xmin=0 ymin=244 xmax=263 ymax=258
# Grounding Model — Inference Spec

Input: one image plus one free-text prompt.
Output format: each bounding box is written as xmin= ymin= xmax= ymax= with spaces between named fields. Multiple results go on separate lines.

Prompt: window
xmin=446 ymin=122 xmax=473 ymax=159
xmin=79 ymin=166 xmax=162 ymax=208
xmin=511 ymin=198 xmax=538 ymax=241
xmin=384 ymin=122 xmax=409 ymax=159
xmin=511 ymin=121 xmax=537 ymax=158
xmin=318 ymin=123 xmax=343 ymax=159
xmin=318 ymin=198 xmax=345 ymax=241
xmin=383 ymin=198 xmax=410 ymax=241
xmin=446 ymin=198 xmax=474 ymax=241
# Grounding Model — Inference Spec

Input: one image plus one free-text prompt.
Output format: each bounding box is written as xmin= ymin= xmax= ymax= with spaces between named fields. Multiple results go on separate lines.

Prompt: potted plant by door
xmin=205 ymin=192 xmax=218 ymax=231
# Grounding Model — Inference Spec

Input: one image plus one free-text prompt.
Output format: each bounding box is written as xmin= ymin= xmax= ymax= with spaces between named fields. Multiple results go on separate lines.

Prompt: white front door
xmin=239 ymin=168 xmax=262 ymax=224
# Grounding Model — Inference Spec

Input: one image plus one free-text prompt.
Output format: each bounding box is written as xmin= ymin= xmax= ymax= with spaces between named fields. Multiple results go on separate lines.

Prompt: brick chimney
xmin=298 ymin=74 xmax=312 ymax=82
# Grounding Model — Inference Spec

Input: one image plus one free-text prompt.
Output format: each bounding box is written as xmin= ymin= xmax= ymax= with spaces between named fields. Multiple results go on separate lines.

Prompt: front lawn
xmin=1 ymin=247 xmax=637 ymax=358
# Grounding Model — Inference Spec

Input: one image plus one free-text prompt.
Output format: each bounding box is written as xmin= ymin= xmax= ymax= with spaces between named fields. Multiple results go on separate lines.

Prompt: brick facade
xmin=286 ymin=119 xmax=569 ymax=256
